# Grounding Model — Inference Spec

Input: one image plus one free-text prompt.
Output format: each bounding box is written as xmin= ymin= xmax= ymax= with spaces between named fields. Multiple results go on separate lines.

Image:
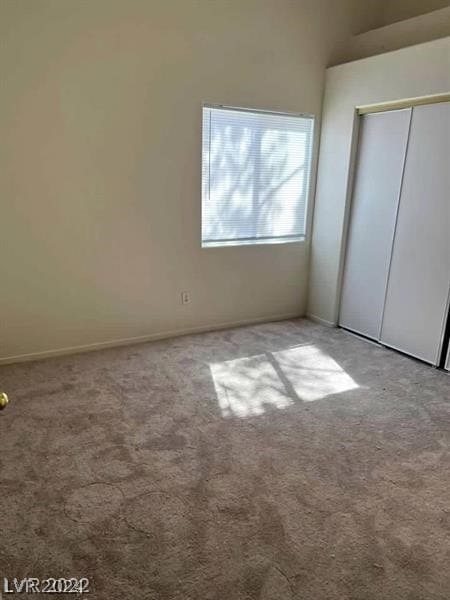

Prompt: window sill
xmin=201 ymin=236 xmax=306 ymax=248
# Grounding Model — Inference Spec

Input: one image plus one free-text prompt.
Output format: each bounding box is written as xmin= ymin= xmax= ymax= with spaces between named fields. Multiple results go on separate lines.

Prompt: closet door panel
xmin=339 ymin=109 xmax=411 ymax=339
xmin=380 ymin=103 xmax=450 ymax=365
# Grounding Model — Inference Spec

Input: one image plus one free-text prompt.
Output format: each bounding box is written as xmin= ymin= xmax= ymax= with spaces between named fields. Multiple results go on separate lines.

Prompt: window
xmin=201 ymin=105 xmax=314 ymax=247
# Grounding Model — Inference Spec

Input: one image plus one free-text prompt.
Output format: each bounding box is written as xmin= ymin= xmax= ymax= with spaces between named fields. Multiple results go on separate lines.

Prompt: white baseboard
xmin=0 ymin=311 xmax=302 ymax=366
xmin=306 ymin=313 xmax=337 ymax=328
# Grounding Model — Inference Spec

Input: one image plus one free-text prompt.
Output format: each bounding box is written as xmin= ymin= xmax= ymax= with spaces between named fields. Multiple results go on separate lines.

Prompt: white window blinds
xmin=202 ymin=105 xmax=314 ymax=247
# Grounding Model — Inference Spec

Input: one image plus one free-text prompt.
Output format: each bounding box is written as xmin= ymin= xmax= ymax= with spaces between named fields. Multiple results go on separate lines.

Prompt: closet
xmin=339 ymin=101 xmax=450 ymax=367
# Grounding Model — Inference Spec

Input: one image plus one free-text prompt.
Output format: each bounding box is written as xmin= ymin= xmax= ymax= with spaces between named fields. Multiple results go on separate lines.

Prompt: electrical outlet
xmin=181 ymin=291 xmax=190 ymax=305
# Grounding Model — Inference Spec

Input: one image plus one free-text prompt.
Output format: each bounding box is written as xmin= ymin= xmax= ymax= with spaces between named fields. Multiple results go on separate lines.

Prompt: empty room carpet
xmin=0 ymin=319 xmax=449 ymax=599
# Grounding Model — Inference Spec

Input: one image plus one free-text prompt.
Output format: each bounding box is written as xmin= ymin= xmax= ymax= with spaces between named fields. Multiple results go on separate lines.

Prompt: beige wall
xmin=307 ymin=37 xmax=450 ymax=326
xmin=354 ymin=0 xmax=450 ymax=34
xmin=383 ymin=0 xmax=450 ymax=25
xmin=0 ymin=0 xmax=371 ymax=362
xmin=334 ymin=6 xmax=450 ymax=64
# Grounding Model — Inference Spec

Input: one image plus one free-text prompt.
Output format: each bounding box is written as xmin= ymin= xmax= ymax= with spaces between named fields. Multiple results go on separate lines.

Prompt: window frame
xmin=201 ymin=103 xmax=316 ymax=249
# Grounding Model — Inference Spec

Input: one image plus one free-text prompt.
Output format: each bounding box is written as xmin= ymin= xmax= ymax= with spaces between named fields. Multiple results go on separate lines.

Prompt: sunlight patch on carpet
xmin=210 ymin=345 xmax=359 ymax=417
xmin=210 ymin=354 xmax=293 ymax=418
xmin=272 ymin=345 xmax=359 ymax=402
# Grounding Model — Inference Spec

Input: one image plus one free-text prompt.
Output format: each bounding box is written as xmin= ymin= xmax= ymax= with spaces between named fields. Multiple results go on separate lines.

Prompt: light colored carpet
xmin=1 ymin=318 xmax=449 ymax=599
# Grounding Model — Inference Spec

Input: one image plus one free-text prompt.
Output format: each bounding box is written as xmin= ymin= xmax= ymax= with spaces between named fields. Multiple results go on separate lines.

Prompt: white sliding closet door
xmin=380 ymin=103 xmax=450 ymax=365
xmin=339 ymin=109 xmax=411 ymax=339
